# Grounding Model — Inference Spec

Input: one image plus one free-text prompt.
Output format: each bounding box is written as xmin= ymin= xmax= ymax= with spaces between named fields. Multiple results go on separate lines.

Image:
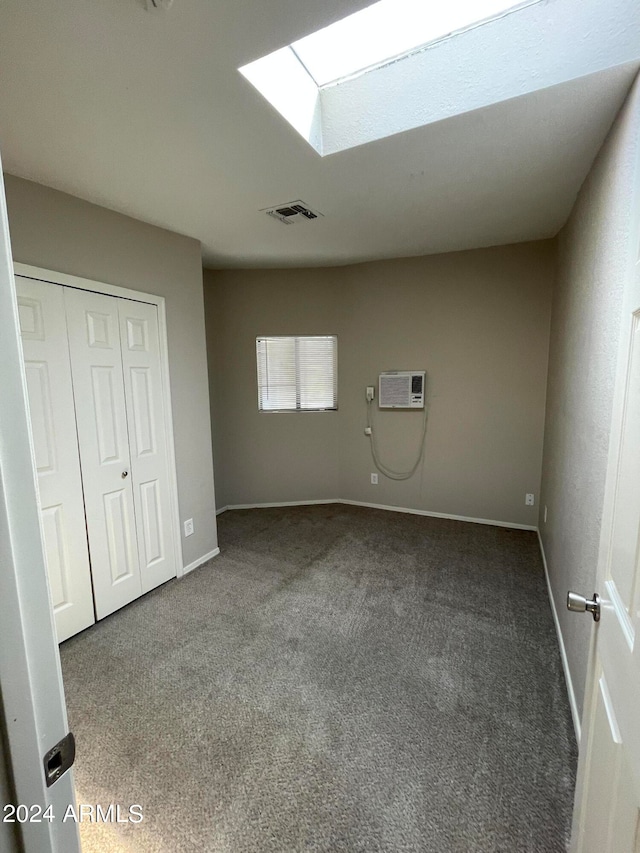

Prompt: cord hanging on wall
xmin=365 ymin=375 xmax=429 ymax=480
xmin=145 ymin=0 xmax=174 ymax=12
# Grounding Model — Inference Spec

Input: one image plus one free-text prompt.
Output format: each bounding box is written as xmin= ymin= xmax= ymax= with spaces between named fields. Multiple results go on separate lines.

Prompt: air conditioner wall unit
xmin=378 ymin=371 xmax=425 ymax=408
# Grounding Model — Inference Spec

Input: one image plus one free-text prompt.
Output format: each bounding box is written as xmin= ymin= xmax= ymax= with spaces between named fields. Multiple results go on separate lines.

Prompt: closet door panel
xmin=64 ymin=287 xmax=142 ymax=619
xmin=118 ymin=300 xmax=176 ymax=592
xmin=16 ymin=277 xmax=95 ymax=642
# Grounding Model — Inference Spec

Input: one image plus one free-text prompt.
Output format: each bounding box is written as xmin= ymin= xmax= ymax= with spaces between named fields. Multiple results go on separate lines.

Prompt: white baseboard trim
xmin=216 ymin=506 xmax=228 ymax=515
xmin=182 ymin=547 xmax=220 ymax=576
xmin=339 ymin=499 xmax=537 ymax=530
xmin=217 ymin=498 xmax=536 ymax=531
xmin=219 ymin=498 xmax=339 ymax=513
xmin=537 ymin=530 xmax=581 ymax=743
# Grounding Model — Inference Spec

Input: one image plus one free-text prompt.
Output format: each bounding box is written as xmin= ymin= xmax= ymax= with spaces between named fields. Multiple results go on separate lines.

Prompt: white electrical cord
xmin=366 ymin=397 xmax=428 ymax=480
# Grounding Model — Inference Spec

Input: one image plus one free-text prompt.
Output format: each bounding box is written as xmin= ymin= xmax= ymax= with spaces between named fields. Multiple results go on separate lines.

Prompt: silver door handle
xmin=121 ymin=470 xmax=129 ymax=479
xmin=567 ymin=591 xmax=600 ymax=622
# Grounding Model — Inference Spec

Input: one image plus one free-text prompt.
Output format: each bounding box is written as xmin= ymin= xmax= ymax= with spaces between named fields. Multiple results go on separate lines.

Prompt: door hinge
xmin=43 ymin=732 xmax=75 ymax=787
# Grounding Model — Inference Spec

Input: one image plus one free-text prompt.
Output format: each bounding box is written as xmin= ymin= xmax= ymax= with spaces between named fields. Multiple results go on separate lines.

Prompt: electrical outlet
xmin=544 ymin=505 xmax=548 ymax=523
xmin=371 ymin=473 xmax=378 ymax=485
xmin=184 ymin=518 xmax=194 ymax=537
xmin=366 ymin=386 xmax=375 ymax=402
xmin=525 ymin=493 xmax=535 ymax=507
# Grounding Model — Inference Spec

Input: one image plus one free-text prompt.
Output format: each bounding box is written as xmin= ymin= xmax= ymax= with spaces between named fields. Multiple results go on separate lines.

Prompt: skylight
xmin=291 ymin=0 xmax=536 ymax=86
xmin=238 ymin=0 xmax=555 ymax=156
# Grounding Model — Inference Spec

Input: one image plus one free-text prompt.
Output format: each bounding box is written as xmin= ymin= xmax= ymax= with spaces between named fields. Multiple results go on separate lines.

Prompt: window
xmin=239 ymin=0 xmax=540 ymax=154
xmin=256 ymin=336 xmax=337 ymax=412
xmin=291 ymin=0 xmax=533 ymax=86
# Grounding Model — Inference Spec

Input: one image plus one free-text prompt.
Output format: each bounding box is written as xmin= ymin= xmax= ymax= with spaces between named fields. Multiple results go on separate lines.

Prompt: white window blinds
xmin=256 ymin=336 xmax=338 ymax=411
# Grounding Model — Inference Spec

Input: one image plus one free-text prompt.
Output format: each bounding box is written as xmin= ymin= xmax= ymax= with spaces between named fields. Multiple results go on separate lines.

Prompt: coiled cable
xmin=366 ymin=397 xmax=428 ymax=480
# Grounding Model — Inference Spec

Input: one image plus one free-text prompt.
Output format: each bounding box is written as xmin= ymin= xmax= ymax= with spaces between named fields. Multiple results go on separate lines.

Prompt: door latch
xmin=567 ymin=591 xmax=601 ymax=622
xmin=43 ymin=732 xmax=75 ymax=787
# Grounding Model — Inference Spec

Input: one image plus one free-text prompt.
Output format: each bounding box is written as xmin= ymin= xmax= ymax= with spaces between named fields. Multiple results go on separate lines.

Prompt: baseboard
xmin=537 ymin=530 xmax=581 ymax=743
xmin=216 ymin=506 xmax=228 ymax=515
xmin=339 ymin=499 xmax=537 ymax=530
xmin=219 ymin=498 xmax=536 ymax=531
xmin=182 ymin=547 xmax=220 ymax=576
xmin=221 ymin=498 xmax=339 ymax=512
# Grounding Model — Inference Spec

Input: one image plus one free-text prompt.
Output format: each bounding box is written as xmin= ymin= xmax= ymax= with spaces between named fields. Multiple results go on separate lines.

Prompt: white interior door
xmin=0 ymin=151 xmax=80 ymax=853
xmin=569 ymin=226 xmax=640 ymax=848
xmin=64 ymin=286 xmax=142 ymax=619
xmin=119 ymin=298 xmax=176 ymax=592
xmin=15 ymin=276 xmax=95 ymax=642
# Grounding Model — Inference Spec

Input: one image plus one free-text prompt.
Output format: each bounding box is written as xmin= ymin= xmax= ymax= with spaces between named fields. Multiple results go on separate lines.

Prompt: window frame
xmin=256 ymin=334 xmax=338 ymax=413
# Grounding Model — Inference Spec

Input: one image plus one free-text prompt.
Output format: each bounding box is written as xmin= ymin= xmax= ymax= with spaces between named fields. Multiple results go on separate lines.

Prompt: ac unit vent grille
xmin=261 ymin=200 xmax=323 ymax=225
xmin=378 ymin=371 xmax=426 ymax=409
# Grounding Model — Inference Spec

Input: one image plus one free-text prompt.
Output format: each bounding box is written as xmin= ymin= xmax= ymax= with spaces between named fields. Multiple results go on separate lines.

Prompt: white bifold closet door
xmin=64 ymin=288 xmax=143 ymax=619
xmin=16 ymin=278 xmax=95 ymax=642
xmin=64 ymin=287 xmax=176 ymax=620
xmin=16 ymin=276 xmax=177 ymax=641
xmin=117 ymin=298 xmax=176 ymax=595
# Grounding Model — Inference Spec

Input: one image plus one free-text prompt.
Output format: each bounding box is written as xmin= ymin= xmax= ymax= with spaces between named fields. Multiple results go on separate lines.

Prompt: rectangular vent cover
xmin=261 ymin=200 xmax=323 ymax=225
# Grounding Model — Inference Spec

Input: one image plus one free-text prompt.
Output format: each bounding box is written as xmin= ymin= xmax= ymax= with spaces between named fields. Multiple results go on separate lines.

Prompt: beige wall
xmin=4 ymin=175 xmax=218 ymax=566
xmin=539 ymin=74 xmax=640 ymax=719
xmin=206 ymin=270 xmax=343 ymax=510
xmin=205 ymin=241 xmax=554 ymax=527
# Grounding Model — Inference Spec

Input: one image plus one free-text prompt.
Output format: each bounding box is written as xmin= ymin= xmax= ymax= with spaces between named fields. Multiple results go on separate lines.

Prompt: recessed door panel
xmin=119 ymin=299 xmax=176 ymax=592
xmin=40 ymin=504 xmax=70 ymax=611
xmin=18 ymin=295 xmax=45 ymax=340
xmin=130 ymin=367 xmax=155 ymax=456
xmin=582 ymin=673 xmax=622 ymax=853
xmin=16 ymin=277 xmax=95 ymax=642
xmin=103 ymin=489 xmax=137 ymax=584
xmin=86 ymin=311 xmax=113 ymax=348
xmin=90 ymin=365 xmax=122 ymax=464
xmin=65 ymin=287 xmax=143 ymax=619
xmin=140 ymin=479 xmax=163 ymax=566
xmin=24 ymin=361 xmax=56 ymax=473
xmin=126 ymin=316 xmax=148 ymax=351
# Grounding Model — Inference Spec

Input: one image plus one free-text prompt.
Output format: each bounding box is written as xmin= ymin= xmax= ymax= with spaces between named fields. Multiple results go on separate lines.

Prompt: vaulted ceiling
xmin=0 ymin=0 xmax=638 ymax=268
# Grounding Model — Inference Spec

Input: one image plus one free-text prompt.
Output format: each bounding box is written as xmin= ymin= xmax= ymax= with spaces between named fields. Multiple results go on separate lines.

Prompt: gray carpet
xmin=60 ymin=504 xmax=577 ymax=853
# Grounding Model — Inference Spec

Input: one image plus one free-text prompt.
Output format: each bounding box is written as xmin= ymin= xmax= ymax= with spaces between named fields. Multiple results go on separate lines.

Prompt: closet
xmin=16 ymin=275 xmax=177 ymax=642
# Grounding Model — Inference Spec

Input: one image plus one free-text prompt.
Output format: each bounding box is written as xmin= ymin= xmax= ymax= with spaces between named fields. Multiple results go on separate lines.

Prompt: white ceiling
xmin=0 ymin=0 xmax=638 ymax=269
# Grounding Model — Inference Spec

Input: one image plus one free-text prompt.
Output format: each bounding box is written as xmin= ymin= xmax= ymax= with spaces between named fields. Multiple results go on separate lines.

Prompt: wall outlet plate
xmin=371 ymin=473 xmax=378 ymax=485
xmin=525 ymin=493 xmax=535 ymax=506
xmin=184 ymin=518 xmax=194 ymax=536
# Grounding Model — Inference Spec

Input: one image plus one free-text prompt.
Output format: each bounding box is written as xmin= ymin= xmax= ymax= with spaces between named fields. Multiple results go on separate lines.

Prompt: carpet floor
xmin=60 ymin=504 xmax=577 ymax=853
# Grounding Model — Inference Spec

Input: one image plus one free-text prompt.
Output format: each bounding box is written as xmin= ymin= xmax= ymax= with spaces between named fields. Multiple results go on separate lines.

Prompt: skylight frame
xmin=288 ymin=0 xmax=542 ymax=88
xmin=238 ymin=0 xmax=593 ymax=158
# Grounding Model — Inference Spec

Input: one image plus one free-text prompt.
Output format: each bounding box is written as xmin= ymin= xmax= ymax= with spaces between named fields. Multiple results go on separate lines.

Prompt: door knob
xmin=121 ymin=470 xmax=129 ymax=479
xmin=567 ymin=591 xmax=600 ymax=622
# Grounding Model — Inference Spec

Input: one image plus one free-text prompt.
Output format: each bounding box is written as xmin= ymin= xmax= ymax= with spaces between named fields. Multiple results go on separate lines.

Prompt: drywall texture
xmin=205 ymin=242 xmax=554 ymax=526
xmin=539 ymin=75 xmax=640 ymax=719
xmin=4 ymin=175 xmax=218 ymax=566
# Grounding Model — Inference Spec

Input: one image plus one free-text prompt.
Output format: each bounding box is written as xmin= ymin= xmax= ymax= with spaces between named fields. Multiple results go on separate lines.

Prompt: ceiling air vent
xmin=261 ymin=200 xmax=324 ymax=225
